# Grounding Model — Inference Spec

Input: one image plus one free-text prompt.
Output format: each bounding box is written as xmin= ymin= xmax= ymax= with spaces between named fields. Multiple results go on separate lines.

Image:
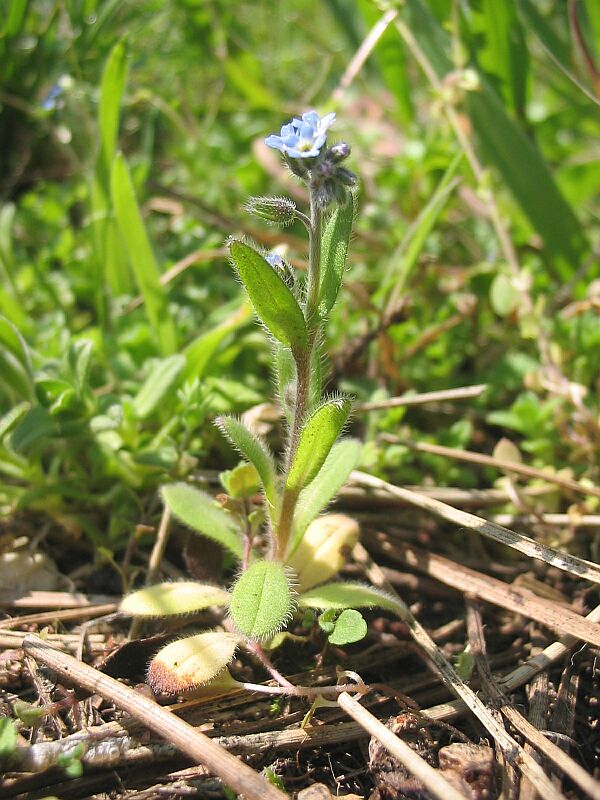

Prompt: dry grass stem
xmin=337 ymin=691 xmax=469 ymax=800
xmin=384 ymin=437 xmax=600 ymax=501
xmin=356 ymin=384 xmax=487 ymax=411
xmin=22 ymin=634 xmax=287 ymax=800
xmin=368 ymin=533 xmax=600 ymax=646
xmin=351 ymin=543 xmax=569 ymax=799
xmin=466 ymin=600 xmax=600 ymax=800
xmin=352 ymin=470 xmax=600 ymax=585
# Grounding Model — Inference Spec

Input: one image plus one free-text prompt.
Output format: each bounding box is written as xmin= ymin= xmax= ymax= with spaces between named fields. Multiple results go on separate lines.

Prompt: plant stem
xmin=275 ymin=190 xmax=323 ymax=560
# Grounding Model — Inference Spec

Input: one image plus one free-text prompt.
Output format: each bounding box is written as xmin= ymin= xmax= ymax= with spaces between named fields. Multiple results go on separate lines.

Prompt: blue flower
xmin=265 ymin=111 xmax=336 ymax=159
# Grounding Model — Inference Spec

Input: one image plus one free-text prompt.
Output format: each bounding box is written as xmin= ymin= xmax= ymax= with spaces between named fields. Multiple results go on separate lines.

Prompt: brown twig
xmin=22 ymin=635 xmax=287 ymax=800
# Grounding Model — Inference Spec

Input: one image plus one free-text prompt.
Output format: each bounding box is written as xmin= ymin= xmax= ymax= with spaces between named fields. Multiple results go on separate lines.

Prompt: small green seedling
xmin=121 ymin=112 xmax=403 ymax=695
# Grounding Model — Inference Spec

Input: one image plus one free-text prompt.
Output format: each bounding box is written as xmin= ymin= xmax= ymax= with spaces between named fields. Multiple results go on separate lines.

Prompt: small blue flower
xmin=265 ymin=111 xmax=336 ymax=159
xmin=265 ymin=252 xmax=284 ymax=269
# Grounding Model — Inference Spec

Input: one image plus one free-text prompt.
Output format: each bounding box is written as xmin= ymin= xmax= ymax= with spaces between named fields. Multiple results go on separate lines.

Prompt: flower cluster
xmin=265 ymin=111 xmax=336 ymax=159
xmin=265 ymin=110 xmax=356 ymax=208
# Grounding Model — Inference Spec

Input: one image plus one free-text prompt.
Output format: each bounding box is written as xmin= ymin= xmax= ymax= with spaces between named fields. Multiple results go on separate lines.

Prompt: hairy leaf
xmin=229 ymin=240 xmax=306 ymax=352
xmin=229 ymin=560 xmax=295 ymax=641
xmin=288 ymin=439 xmax=361 ymax=557
xmin=148 ymin=631 xmax=239 ymax=695
xmin=286 ymin=397 xmax=351 ymax=493
xmin=299 ymin=581 xmax=401 ymax=614
xmin=287 ymin=515 xmax=359 ymax=592
xmin=327 ymin=609 xmax=367 ymax=646
xmin=318 ymin=194 xmax=354 ymax=317
xmin=216 ymin=415 xmax=278 ymax=508
xmin=120 ymin=581 xmax=230 ymax=617
xmin=161 ymin=483 xmax=243 ymax=559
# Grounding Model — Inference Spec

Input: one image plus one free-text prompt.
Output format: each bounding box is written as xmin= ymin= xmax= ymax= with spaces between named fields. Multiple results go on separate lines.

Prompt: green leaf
xmin=274 ymin=343 xmax=295 ymax=423
xmin=97 ymin=40 xmax=129 ymax=189
xmin=229 ymin=240 xmax=306 ymax=352
xmin=229 ymin=560 xmax=295 ymax=641
xmin=318 ymin=194 xmax=354 ymax=318
xmin=0 ymin=316 xmax=33 ymax=400
xmin=111 ymin=152 xmax=176 ymax=354
xmin=286 ymin=397 xmax=351 ymax=493
xmin=327 ymin=609 xmax=367 ymax=646
xmin=490 ymin=272 xmax=520 ymax=317
xmin=289 ymin=439 xmax=361 ymax=557
xmin=220 ymin=462 xmax=261 ymax=499
xmin=517 ymin=0 xmax=599 ymax=107
xmin=299 ymin=581 xmax=401 ymax=614
xmin=216 ymin=415 xmax=278 ymax=508
xmin=11 ymin=406 xmax=57 ymax=451
xmin=378 ymin=153 xmax=462 ymax=308
xmin=0 ymin=401 xmax=29 ymax=441
xmin=183 ymin=305 xmax=249 ymax=382
xmin=148 ymin=631 xmax=239 ymax=694
xmin=161 ymin=483 xmax=243 ymax=559
xmin=132 ymin=354 xmax=186 ymax=419
xmin=0 ymin=717 xmax=17 ymax=763
xmin=69 ymin=340 xmax=94 ymax=396
xmin=121 ymin=581 xmax=231 ymax=617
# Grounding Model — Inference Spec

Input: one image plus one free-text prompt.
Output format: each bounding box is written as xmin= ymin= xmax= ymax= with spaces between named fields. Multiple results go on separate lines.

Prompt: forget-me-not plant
xmin=120 ymin=112 xmax=401 ymax=698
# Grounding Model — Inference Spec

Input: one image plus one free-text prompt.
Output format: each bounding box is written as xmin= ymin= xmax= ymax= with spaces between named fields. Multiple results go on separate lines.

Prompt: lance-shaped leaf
xmin=318 ymin=194 xmax=354 ymax=318
xmin=287 ymin=515 xmax=359 ymax=592
xmin=148 ymin=631 xmax=239 ymax=695
xmin=286 ymin=397 xmax=351 ymax=493
xmin=299 ymin=581 xmax=402 ymax=614
xmin=229 ymin=240 xmax=307 ymax=352
xmin=229 ymin=560 xmax=295 ymax=641
xmin=161 ymin=483 xmax=243 ymax=559
xmin=287 ymin=439 xmax=361 ymax=558
xmin=120 ymin=581 xmax=230 ymax=617
xmin=133 ymin=354 xmax=186 ymax=419
xmin=216 ymin=415 xmax=278 ymax=508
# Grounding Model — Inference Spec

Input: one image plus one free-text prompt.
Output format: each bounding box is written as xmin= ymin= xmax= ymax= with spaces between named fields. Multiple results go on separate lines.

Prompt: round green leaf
xmin=328 ymin=609 xmax=367 ymax=646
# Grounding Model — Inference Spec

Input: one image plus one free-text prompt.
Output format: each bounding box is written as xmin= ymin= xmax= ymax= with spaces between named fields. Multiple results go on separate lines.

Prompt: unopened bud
xmin=327 ymin=142 xmax=351 ymax=162
xmin=287 ymin=514 xmax=360 ymax=592
xmin=243 ymin=196 xmax=297 ymax=226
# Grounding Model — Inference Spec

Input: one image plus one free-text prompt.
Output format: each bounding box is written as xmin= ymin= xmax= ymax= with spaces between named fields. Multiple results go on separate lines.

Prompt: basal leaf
xmin=318 ymin=194 xmax=354 ymax=318
xmin=216 ymin=415 xmax=278 ymax=508
xmin=286 ymin=397 xmax=351 ymax=493
xmin=299 ymin=581 xmax=401 ymax=614
xmin=120 ymin=581 xmax=230 ymax=617
xmin=288 ymin=439 xmax=361 ymax=557
xmin=229 ymin=560 xmax=295 ymax=641
xmin=229 ymin=240 xmax=306 ymax=352
xmin=287 ymin=514 xmax=360 ymax=592
xmin=161 ymin=483 xmax=243 ymax=559
xmin=148 ymin=631 xmax=239 ymax=695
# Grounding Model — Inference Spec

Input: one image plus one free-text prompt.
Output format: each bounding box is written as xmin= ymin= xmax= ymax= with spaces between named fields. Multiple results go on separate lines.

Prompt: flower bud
xmin=327 ymin=142 xmax=351 ymax=162
xmin=287 ymin=514 xmax=360 ymax=592
xmin=243 ymin=196 xmax=297 ymax=226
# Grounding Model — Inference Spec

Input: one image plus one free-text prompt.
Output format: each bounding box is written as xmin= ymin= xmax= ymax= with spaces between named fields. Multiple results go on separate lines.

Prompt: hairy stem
xmin=274 ymin=191 xmax=323 ymax=560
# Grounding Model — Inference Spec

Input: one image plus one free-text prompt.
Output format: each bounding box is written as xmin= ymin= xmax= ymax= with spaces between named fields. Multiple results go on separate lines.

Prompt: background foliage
xmin=1 ymin=0 xmax=599 ymax=562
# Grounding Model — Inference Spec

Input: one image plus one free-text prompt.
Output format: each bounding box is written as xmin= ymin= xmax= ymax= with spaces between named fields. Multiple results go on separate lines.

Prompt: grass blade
xmin=111 ymin=153 xmax=176 ymax=354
